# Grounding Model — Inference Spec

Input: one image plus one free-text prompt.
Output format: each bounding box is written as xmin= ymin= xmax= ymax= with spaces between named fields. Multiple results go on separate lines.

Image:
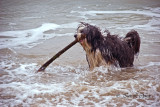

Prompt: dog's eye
xmin=80 ymin=30 xmax=83 ymax=33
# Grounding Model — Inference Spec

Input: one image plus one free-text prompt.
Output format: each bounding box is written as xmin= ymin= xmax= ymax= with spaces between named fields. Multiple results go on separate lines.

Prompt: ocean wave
xmin=0 ymin=62 xmax=159 ymax=106
xmin=71 ymin=9 xmax=160 ymax=17
xmin=0 ymin=22 xmax=79 ymax=49
xmin=70 ymin=8 xmax=160 ymax=35
xmin=116 ymin=18 xmax=160 ymax=33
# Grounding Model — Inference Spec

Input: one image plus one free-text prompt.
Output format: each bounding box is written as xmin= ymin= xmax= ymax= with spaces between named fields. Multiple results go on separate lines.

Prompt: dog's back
xmin=75 ymin=22 xmax=141 ymax=69
xmin=100 ymin=32 xmax=140 ymax=67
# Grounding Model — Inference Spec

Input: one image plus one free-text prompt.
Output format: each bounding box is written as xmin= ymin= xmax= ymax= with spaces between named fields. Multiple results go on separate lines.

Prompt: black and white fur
xmin=74 ymin=22 xmax=140 ymax=70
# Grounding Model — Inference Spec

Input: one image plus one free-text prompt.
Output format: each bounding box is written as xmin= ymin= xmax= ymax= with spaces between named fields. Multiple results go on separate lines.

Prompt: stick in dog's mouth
xmin=37 ymin=34 xmax=86 ymax=72
xmin=74 ymin=33 xmax=86 ymax=43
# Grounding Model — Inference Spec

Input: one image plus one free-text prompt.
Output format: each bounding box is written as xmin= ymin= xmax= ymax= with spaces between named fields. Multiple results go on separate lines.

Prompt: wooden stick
xmin=37 ymin=39 xmax=78 ymax=72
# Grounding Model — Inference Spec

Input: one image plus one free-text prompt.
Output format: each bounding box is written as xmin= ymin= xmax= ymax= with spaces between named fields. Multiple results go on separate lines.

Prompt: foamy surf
xmin=72 ymin=10 xmax=160 ymax=17
xmin=0 ymin=0 xmax=160 ymax=106
xmin=0 ymin=61 xmax=160 ymax=106
xmin=0 ymin=22 xmax=79 ymax=49
xmin=116 ymin=18 xmax=160 ymax=33
xmin=71 ymin=7 xmax=160 ymax=34
xmin=0 ymin=23 xmax=59 ymax=49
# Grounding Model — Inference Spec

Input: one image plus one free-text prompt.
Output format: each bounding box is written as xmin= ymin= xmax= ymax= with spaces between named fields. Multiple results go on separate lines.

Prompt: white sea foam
xmin=71 ymin=9 xmax=160 ymax=34
xmin=0 ymin=22 xmax=79 ymax=49
xmin=138 ymin=62 xmax=160 ymax=69
xmin=0 ymin=60 xmax=160 ymax=106
xmin=0 ymin=81 xmax=66 ymax=106
xmin=0 ymin=23 xmax=59 ymax=49
xmin=1 ymin=6 xmax=160 ymax=107
xmin=71 ymin=10 xmax=160 ymax=17
xmin=144 ymin=7 xmax=160 ymax=13
xmin=147 ymin=62 xmax=160 ymax=67
xmin=117 ymin=18 xmax=160 ymax=33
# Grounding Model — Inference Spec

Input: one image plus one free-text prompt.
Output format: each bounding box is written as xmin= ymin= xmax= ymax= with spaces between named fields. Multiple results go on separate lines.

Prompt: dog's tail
xmin=125 ymin=30 xmax=140 ymax=55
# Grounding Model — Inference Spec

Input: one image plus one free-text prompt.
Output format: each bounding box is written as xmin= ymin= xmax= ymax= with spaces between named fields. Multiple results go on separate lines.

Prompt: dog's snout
xmin=74 ymin=34 xmax=77 ymax=38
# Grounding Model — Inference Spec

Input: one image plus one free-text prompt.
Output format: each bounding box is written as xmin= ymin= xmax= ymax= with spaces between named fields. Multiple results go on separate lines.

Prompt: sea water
xmin=0 ymin=0 xmax=160 ymax=106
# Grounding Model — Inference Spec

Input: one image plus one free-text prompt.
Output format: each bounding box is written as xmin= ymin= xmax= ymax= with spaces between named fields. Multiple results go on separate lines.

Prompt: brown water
xmin=0 ymin=0 xmax=160 ymax=106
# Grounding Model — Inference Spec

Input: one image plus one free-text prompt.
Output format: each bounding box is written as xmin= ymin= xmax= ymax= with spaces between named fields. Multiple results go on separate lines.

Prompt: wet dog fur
xmin=74 ymin=22 xmax=140 ymax=70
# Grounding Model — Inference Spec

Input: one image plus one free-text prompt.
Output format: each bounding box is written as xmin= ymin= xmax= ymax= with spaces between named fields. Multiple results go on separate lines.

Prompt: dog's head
xmin=74 ymin=22 xmax=103 ymax=52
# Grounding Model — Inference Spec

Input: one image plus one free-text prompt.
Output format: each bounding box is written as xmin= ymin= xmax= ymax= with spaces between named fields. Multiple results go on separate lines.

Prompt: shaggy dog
xmin=74 ymin=22 xmax=140 ymax=70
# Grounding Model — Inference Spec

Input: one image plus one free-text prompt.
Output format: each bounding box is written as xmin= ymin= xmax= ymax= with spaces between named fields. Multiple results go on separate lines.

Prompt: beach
xmin=0 ymin=0 xmax=160 ymax=106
